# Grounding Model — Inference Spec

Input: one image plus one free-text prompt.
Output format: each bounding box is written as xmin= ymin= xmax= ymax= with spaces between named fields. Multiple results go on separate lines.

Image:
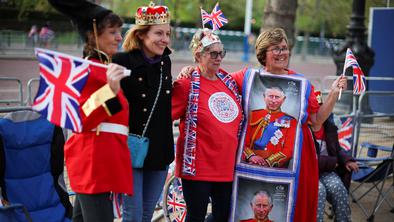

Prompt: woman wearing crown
xmin=172 ymin=28 xmax=243 ymax=222
xmin=112 ymin=2 xmax=174 ymax=222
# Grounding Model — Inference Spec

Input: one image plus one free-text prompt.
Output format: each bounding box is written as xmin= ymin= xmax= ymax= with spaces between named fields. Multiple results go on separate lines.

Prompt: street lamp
xmin=332 ymin=0 xmax=374 ymax=116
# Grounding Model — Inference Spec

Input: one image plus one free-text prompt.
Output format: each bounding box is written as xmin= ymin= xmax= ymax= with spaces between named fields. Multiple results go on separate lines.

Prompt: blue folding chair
xmin=350 ymin=142 xmax=394 ymax=222
xmin=0 ymin=203 xmax=32 ymax=222
xmin=0 ymin=110 xmax=72 ymax=222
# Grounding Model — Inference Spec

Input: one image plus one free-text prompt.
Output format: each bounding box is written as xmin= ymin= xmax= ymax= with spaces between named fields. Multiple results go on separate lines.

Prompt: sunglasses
xmin=205 ymin=50 xmax=226 ymax=59
xmin=267 ymin=47 xmax=289 ymax=55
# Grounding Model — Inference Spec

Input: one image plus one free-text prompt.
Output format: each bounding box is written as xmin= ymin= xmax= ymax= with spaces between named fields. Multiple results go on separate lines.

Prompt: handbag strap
xmin=141 ymin=61 xmax=163 ymax=137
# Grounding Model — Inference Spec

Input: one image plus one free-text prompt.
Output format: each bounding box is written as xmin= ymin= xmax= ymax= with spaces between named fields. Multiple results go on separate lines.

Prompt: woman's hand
xmin=248 ymin=155 xmax=269 ymax=167
xmin=176 ymin=65 xmax=195 ymax=80
xmin=345 ymin=161 xmax=359 ymax=172
xmin=331 ymin=75 xmax=348 ymax=92
xmin=106 ymin=63 xmax=129 ymax=94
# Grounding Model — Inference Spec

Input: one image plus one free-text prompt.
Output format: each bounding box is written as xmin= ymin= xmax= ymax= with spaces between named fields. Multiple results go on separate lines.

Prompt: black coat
xmin=317 ymin=118 xmax=354 ymax=190
xmin=113 ymin=48 xmax=174 ymax=170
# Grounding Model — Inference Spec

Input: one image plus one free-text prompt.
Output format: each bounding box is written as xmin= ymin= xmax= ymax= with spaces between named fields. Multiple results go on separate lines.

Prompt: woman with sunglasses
xmin=172 ymin=28 xmax=243 ymax=222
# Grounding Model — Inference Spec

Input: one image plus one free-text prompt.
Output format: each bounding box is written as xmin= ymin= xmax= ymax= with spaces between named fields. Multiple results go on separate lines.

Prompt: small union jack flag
xmin=343 ymin=48 xmax=366 ymax=95
xmin=166 ymin=178 xmax=187 ymax=222
xmin=32 ymin=48 xmax=91 ymax=132
xmin=200 ymin=7 xmax=213 ymax=28
xmin=337 ymin=117 xmax=353 ymax=152
xmin=210 ymin=2 xmax=228 ymax=31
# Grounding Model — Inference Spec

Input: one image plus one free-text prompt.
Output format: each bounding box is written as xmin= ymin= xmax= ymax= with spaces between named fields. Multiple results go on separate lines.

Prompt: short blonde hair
xmin=255 ymin=28 xmax=288 ymax=66
xmin=122 ymin=25 xmax=151 ymax=52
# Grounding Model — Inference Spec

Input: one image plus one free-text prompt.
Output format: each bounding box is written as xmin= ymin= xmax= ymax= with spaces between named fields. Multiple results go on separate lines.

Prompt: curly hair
xmin=255 ymin=28 xmax=288 ymax=66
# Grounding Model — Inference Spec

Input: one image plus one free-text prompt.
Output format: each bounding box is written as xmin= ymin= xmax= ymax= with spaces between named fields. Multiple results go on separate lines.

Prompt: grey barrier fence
xmin=26 ymin=77 xmax=39 ymax=106
xmin=352 ymin=91 xmax=394 ymax=157
xmin=0 ymin=77 xmax=24 ymax=106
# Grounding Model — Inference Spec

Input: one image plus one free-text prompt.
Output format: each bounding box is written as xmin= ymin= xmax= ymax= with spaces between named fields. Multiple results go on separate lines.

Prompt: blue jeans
xmin=122 ymin=167 xmax=168 ymax=222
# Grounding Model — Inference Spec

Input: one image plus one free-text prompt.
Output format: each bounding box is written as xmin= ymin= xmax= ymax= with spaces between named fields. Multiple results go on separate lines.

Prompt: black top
xmin=316 ymin=116 xmax=354 ymax=190
xmin=113 ymin=48 xmax=174 ymax=170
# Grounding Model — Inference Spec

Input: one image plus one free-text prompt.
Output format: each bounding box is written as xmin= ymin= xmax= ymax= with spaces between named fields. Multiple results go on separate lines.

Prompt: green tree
xmin=262 ymin=0 xmax=298 ymax=48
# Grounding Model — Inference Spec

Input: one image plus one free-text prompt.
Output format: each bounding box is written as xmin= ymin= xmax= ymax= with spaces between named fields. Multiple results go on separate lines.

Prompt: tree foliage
xmin=2 ymin=0 xmax=391 ymax=36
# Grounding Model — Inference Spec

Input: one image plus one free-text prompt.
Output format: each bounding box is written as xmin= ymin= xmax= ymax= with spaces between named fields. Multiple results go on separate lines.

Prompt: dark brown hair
xmin=83 ymin=13 xmax=123 ymax=57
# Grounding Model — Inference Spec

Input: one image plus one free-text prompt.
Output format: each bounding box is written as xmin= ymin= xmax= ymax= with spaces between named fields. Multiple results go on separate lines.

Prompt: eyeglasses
xmin=267 ymin=47 xmax=289 ymax=55
xmin=206 ymin=50 xmax=226 ymax=59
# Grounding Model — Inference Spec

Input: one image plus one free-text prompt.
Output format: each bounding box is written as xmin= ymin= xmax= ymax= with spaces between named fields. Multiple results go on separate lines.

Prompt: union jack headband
xmin=190 ymin=28 xmax=221 ymax=53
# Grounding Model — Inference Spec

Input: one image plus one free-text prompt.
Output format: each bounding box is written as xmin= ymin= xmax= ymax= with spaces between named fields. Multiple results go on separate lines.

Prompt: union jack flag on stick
xmin=210 ymin=2 xmax=228 ymax=31
xmin=343 ymin=48 xmax=366 ymax=95
xmin=32 ymin=48 xmax=107 ymax=132
xmin=200 ymin=7 xmax=212 ymax=29
xmin=200 ymin=2 xmax=228 ymax=31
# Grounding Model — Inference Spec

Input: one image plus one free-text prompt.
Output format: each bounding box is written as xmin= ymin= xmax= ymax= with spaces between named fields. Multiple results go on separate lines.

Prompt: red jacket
xmin=65 ymin=58 xmax=133 ymax=194
xmin=244 ymin=109 xmax=297 ymax=168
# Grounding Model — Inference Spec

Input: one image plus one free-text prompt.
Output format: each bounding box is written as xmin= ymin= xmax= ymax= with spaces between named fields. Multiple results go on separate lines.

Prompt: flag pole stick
xmin=200 ymin=7 xmax=205 ymax=29
xmin=35 ymin=47 xmax=108 ymax=69
xmin=338 ymin=62 xmax=347 ymax=101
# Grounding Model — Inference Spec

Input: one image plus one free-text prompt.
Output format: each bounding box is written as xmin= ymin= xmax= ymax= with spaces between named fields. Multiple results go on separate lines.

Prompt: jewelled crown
xmin=135 ymin=2 xmax=170 ymax=25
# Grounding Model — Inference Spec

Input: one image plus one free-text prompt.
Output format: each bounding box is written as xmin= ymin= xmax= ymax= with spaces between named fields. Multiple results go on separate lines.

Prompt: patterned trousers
xmin=317 ymin=172 xmax=351 ymax=222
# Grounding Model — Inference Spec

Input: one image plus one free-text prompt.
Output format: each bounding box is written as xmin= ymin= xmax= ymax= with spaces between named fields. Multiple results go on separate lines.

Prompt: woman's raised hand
xmin=331 ymin=75 xmax=348 ymax=92
xmin=106 ymin=63 xmax=130 ymax=94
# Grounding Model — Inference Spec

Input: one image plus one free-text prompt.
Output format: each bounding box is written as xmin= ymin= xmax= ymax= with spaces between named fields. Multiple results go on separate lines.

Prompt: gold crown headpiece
xmin=135 ymin=2 xmax=170 ymax=25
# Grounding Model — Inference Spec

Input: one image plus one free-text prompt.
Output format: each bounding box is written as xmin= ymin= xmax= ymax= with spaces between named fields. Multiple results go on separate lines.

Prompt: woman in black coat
xmin=112 ymin=2 xmax=174 ymax=222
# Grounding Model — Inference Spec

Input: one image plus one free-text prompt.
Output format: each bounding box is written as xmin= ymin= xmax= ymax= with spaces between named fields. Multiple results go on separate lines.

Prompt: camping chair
xmin=0 ymin=203 xmax=32 ymax=222
xmin=0 ymin=109 xmax=72 ymax=221
xmin=350 ymin=142 xmax=394 ymax=222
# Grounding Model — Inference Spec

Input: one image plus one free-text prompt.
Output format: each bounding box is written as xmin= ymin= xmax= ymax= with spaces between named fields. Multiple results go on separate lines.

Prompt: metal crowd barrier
xmin=0 ymin=77 xmax=23 ymax=106
xmin=352 ymin=91 xmax=394 ymax=156
xmin=26 ymin=77 xmax=39 ymax=106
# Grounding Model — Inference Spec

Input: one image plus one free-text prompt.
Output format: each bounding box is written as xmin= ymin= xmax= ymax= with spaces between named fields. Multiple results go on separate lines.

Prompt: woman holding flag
xmin=112 ymin=2 xmax=174 ymax=222
xmin=231 ymin=28 xmax=347 ymax=222
xmin=48 ymin=0 xmax=133 ymax=221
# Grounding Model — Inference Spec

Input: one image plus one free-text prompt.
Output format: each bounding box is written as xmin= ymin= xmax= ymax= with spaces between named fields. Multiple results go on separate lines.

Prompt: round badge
xmin=208 ymin=92 xmax=239 ymax=123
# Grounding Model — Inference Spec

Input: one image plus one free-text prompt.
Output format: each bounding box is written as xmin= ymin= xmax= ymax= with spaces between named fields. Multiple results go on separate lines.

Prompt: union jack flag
xmin=200 ymin=8 xmax=213 ymax=28
xmin=210 ymin=2 xmax=228 ymax=31
xmin=337 ymin=117 xmax=353 ymax=153
xmin=166 ymin=178 xmax=187 ymax=222
xmin=32 ymin=48 xmax=90 ymax=132
xmin=343 ymin=48 xmax=366 ymax=95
